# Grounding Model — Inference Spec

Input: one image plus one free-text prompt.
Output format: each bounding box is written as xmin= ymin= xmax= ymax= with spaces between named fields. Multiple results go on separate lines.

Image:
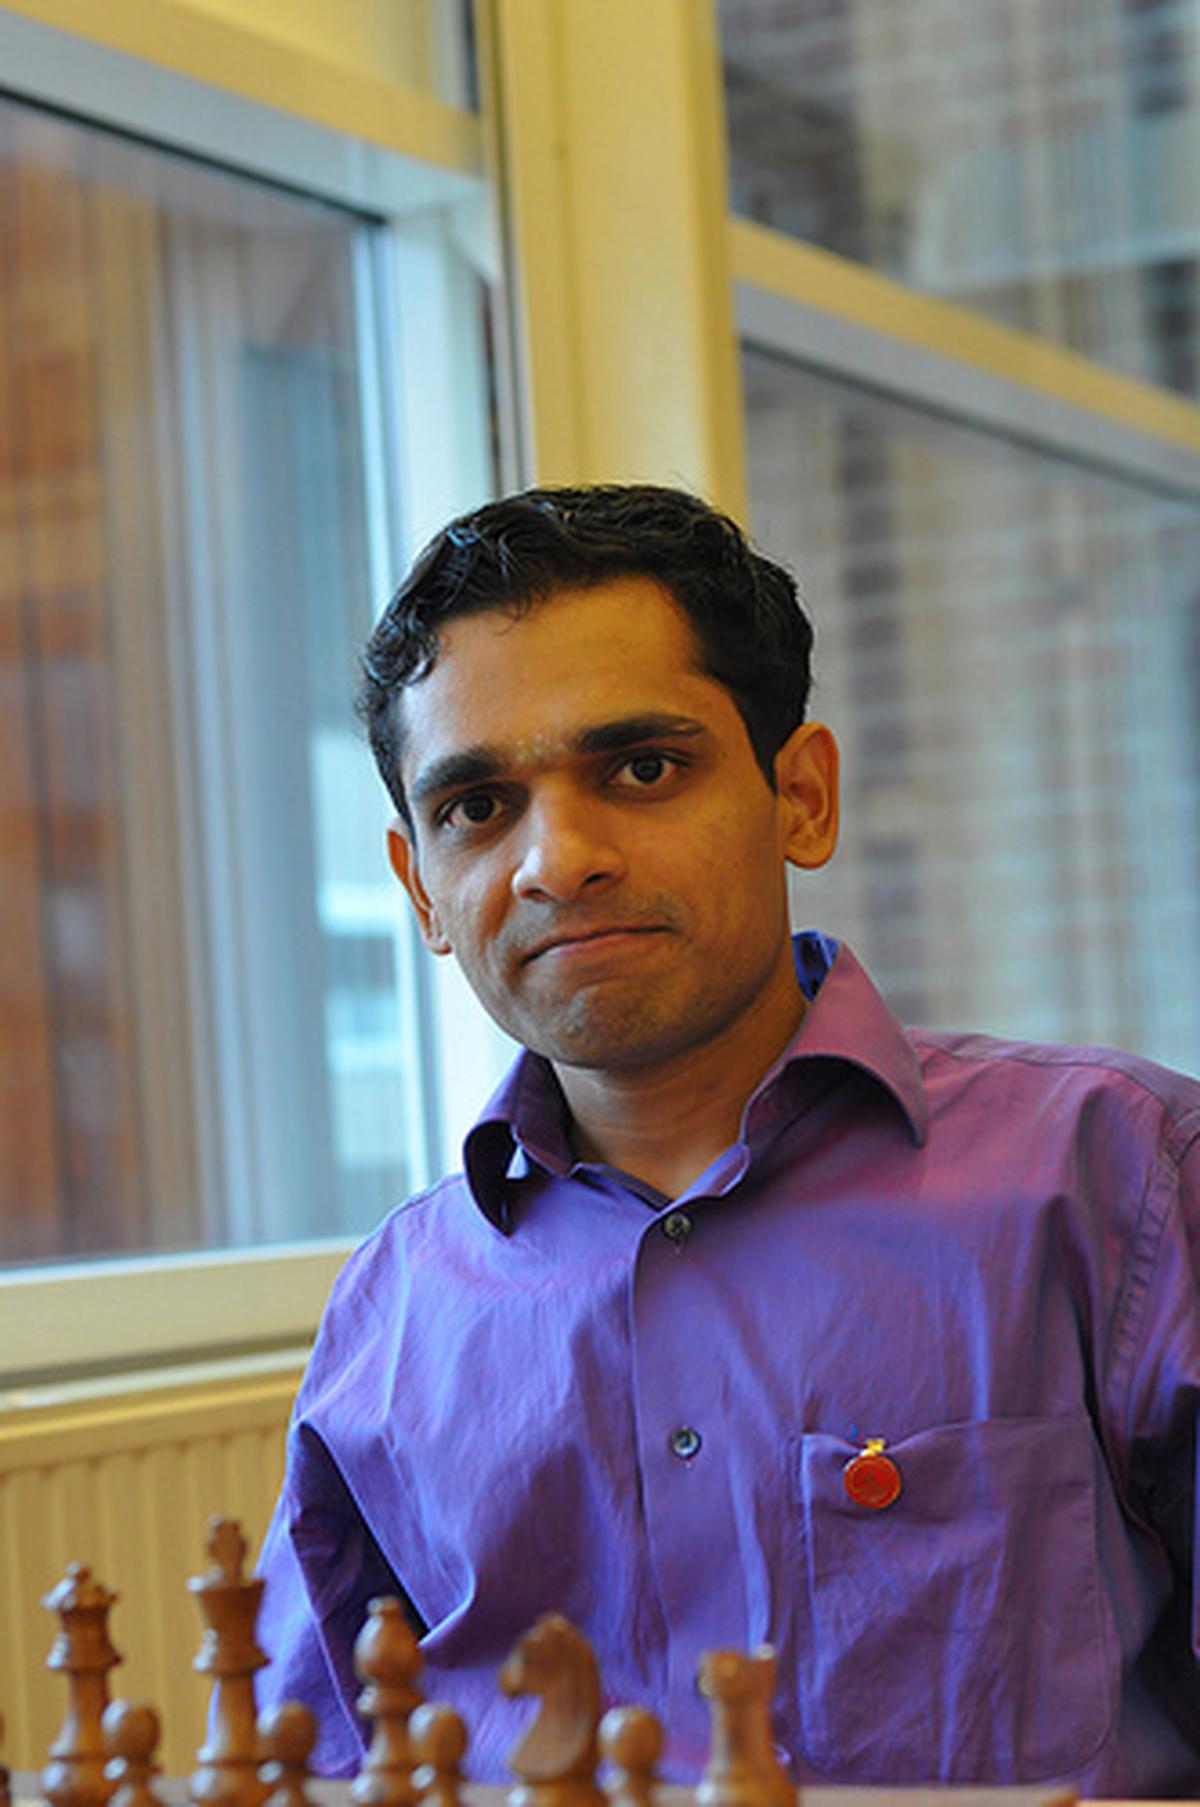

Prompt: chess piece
xmin=188 ymin=1518 xmax=270 ymax=1807
xmin=104 ymin=1702 xmax=164 ymax=1807
xmin=0 ymin=1708 xmax=11 ymax=1807
xmin=598 ymin=1705 xmax=661 ymax=1807
xmin=410 ymin=1703 xmax=467 ymax=1807
xmin=501 ymin=1614 xmax=605 ymax=1807
xmin=696 ymin=1648 xmax=794 ymax=1807
xmin=42 ymin=1563 xmax=122 ymax=1807
xmin=258 ymin=1702 xmax=317 ymax=1807
xmin=351 ymin=1597 xmax=424 ymax=1807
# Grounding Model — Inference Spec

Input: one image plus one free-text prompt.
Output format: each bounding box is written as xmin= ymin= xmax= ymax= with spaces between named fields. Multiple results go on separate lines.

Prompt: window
xmin=0 ymin=68 xmax=503 ymax=1356
xmin=724 ymin=0 xmax=1200 ymax=1077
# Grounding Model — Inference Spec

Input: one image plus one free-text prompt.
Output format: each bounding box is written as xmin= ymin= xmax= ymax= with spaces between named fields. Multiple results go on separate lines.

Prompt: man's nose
xmin=510 ymin=792 xmax=624 ymax=902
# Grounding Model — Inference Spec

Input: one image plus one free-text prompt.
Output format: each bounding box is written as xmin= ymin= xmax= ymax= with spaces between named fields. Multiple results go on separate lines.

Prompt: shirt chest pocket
xmin=787 ymin=1414 xmax=1115 ymax=1784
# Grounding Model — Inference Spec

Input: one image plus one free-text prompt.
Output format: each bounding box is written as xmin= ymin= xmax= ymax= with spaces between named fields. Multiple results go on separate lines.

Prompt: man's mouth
xmin=520 ymin=924 xmax=668 ymax=964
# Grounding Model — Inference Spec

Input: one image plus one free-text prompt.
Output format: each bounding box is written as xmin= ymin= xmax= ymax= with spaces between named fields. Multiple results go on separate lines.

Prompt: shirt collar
xmin=464 ymin=1052 xmax=573 ymax=1230
xmin=769 ymin=935 xmax=928 ymax=1145
xmin=462 ymin=932 xmax=928 ymax=1228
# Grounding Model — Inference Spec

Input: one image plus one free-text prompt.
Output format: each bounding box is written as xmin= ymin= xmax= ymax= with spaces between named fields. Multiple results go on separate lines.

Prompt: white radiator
xmin=0 ymin=1355 xmax=302 ymax=1775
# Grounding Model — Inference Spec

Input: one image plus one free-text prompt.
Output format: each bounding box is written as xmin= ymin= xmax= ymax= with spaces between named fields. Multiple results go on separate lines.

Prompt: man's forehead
xmin=396 ymin=579 xmax=716 ymax=777
xmin=443 ymin=574 xmax=701 ymax=655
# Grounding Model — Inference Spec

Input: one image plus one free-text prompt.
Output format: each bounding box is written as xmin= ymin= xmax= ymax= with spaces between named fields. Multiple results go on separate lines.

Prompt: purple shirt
xmin=257 ymin=935 xmax=1200 ymax=1794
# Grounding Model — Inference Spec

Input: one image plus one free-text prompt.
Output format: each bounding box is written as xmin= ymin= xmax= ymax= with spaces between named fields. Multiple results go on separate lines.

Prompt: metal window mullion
xmin=735 ymin=281 xmax=1200 ymax=506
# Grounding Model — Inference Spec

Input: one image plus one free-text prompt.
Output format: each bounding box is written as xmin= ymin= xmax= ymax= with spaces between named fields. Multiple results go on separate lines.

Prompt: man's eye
xmin=618 ymin=753 xmax=673 ymax=787
xmin=444 ymin=792 xmax=499 ymax=828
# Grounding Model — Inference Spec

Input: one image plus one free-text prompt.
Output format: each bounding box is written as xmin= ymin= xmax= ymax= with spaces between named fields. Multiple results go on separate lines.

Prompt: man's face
xmin=389 ymin=576 xmax=837 ymax=1075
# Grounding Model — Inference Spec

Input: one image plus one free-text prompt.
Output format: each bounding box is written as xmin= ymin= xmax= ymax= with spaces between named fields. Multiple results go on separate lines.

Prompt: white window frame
xmin=0 ymin=8 xmax=510 ymax=1384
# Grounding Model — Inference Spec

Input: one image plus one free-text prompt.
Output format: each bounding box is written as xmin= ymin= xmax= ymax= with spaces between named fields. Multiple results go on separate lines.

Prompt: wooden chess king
xmin=14 ymin=1518 xmax=1078 ymax=1807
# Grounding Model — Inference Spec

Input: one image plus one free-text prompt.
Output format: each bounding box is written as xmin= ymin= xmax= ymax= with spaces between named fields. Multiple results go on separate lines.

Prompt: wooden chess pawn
xmin=696 ymin=1648 xmax=795 ymax=1807
xmin=42 ymin=1563 xmax=122 ymax=1807
xmin=258 ymin=1701 xmax=317 ymax=1807
xmin=188 ymin=1518 xmax=270 ymax=1807
xmin=104 ymin=1702 xmax=164 ymax=1807
xmin=501 ymin=1614 xmax=606 ymax=1807
xmin=410 ymin=1702 xmax=467 ymax=1807
xmin=598 ymin=1705 xmax=662 ymax=1807
xmin=351 ymin=1597 xmax=424 ymax=1807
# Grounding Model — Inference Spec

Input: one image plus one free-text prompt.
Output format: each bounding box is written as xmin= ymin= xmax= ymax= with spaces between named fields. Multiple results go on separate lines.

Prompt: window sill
xmin=0 ymin=1241 xmax=350 ymax=1389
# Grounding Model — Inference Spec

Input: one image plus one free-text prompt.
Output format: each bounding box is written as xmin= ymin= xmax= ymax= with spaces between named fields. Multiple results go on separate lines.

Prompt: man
xmin=257 ymin=484 xmax=1200 ymax=1793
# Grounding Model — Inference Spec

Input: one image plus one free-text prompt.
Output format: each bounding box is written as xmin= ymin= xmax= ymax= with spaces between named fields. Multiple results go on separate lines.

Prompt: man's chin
xmin=517 ymin=997 xmax=708 ymax=1076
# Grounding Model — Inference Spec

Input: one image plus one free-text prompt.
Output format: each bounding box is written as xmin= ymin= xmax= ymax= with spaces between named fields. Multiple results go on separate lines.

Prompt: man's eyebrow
xmin=408 ymin=747 xmax=503 ymax=810
xmin=575 ymin=714 xmax=710 ymax=755
xmin=408 ymin=715 xmax=711 ymax=811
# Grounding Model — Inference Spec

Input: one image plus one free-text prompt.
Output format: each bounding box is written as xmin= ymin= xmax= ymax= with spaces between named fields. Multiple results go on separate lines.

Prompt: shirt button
xmin=669 ymin=1425 xmax=702 ymax=1461
xmin=662 ymin=1210 xmax=692 ymax=1244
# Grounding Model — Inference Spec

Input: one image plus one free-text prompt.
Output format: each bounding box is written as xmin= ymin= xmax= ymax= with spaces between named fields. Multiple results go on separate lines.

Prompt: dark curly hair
xmin=358 ymin=484 xmax=814 ymax=825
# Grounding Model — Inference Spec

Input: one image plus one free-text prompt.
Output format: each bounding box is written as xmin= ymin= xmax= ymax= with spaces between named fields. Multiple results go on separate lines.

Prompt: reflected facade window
xmin=744 ymin=348 xmax=1200 ymax=1072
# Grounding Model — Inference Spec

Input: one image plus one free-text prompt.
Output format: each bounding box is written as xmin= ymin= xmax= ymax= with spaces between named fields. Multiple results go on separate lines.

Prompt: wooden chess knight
xmin=33 ymin=1516 xmax=813 ymax=1807
xmin=500 ymin=1615 xmax=606 ymax=1807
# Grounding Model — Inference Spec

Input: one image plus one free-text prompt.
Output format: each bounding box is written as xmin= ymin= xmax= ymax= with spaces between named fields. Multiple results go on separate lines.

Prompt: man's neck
xmin=554 ymin=964 xmax=808 ymax=1200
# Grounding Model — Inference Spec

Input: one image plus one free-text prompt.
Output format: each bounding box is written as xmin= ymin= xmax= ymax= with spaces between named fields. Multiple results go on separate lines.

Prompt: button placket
xmin=631 ymin=1204 xmax=745 ymax=1724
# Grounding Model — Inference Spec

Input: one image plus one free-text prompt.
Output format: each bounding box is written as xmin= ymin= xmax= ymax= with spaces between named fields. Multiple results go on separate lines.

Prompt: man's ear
xmin=774 ymin=721 xmax=839 ymax=871
xmin=387 ymin=818 xmax=452 ymax=954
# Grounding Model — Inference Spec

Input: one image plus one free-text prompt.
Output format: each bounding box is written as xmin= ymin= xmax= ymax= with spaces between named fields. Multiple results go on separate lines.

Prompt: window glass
xmin=743 ymin=346 xmax=1200 ymax=1072
xmin=721 ymin=0 xmax=1200 ymax=399
xmin=0 ymin=98 xmax=480 ymax=1264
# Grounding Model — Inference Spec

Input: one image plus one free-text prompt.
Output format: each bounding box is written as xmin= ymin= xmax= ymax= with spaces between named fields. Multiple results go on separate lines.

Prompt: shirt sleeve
xmin=255 ymin=1421 xmax=424 ymax=1776
xmin=1122 ymin=1120 xmax=1200 ymax=1755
